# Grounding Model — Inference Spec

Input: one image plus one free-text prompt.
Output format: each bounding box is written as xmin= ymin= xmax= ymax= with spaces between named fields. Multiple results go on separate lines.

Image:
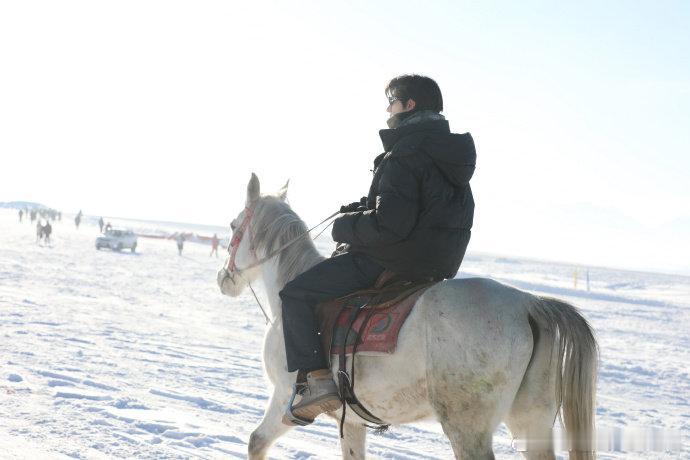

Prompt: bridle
xmin=221 ymin=202 xmax=339 ymax=324
xmin=226 ymin=205 xmax=255 ymax=274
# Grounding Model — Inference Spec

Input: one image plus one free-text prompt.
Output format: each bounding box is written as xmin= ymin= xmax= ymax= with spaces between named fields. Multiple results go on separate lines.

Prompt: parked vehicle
xmin=96 ymin=229 xmax=138 ymax=252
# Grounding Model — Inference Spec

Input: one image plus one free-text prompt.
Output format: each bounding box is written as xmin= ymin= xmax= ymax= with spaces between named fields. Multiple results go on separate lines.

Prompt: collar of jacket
xmin=385 ymin=110 xmax=417 ymax=129
xmin=378 ymin=118 xmax=450 ymax=153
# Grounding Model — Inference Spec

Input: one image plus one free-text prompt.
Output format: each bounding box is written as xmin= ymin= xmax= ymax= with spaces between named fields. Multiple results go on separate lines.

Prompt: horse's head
xmin=217 ymin=173 xmax=289 ymax=297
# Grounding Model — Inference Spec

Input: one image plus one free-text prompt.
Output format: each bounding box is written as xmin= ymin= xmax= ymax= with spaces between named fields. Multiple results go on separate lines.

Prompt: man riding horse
xmin=280 ymin=74 xmax=477 ymax=425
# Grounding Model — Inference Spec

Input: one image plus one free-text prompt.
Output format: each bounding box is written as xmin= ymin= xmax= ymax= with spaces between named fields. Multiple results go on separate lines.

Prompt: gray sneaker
xmin=282 ymin=370 xmax=342 ymax=426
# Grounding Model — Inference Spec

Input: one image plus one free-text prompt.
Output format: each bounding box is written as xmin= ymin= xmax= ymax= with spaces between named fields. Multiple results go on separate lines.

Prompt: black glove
xmin=339 ymin=203 xmax=359 ymax=213
xmin=339 ymin=197 xmax=367 ymax=213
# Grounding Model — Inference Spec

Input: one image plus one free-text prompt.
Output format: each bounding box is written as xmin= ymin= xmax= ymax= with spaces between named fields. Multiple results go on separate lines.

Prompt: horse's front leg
xmin=248 ymin=388 xmax=293 ymax=460
xmin=339 ymin=421 xmax=367 ymax=460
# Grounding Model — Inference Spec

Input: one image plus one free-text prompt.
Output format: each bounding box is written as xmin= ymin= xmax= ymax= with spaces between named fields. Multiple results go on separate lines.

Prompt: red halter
xmin=226 ymin=205 xmax=255 ymax=273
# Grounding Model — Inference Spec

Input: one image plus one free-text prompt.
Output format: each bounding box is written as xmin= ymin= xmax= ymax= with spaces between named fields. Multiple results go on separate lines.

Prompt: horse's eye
xmin=230 ymin=222 xmax=237 ymax=231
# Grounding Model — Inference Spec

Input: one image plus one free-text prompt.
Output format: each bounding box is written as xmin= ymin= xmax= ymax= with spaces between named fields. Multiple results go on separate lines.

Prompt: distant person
xmin=30 ymin=209 xmax=37 ymax=222
xmin=210 ymin=233 xmax=219 ymax=257
xmin=104 ymin=222 xmax=112 ymax=233
xmin=176 ymin=233 xmax=185 ymax=256
xmin=43 ymin=220 xmax=52 ymax=244
xmin=18 ymin=209 xmax=23 ymax=222
xmin=75 ymin=210 xmax=82 ymax=229
xmin=98 ymin=217 xmax=104 ymax=233
xmin=36 ymin=220 xmax=44 ymax=243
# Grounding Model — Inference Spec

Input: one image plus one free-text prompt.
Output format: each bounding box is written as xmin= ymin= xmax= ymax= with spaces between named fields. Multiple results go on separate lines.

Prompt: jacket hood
xmin=422 ymin=132 xmax=476 ymax=185
xmin=379 ymin=120 xmax=476 ymax=186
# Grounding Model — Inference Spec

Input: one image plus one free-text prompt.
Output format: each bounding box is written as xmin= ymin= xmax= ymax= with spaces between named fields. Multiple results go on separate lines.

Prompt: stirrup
xmin=282 ymin=383 xmax=314 ymax=426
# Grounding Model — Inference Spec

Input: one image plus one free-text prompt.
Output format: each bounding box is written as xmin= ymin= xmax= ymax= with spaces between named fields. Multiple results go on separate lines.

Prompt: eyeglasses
xmin=387 ymin=96 xmax=403 ymax=106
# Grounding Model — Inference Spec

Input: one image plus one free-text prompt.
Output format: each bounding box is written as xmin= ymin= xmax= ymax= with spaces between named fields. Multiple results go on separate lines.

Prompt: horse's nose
xmin=216 ymin=268 xmax=227 ymax=290
xmin=217 ymin=267 xmax=235 ymax=294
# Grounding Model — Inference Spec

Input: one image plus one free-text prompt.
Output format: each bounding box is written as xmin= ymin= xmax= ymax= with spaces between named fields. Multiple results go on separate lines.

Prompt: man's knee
xmin=280 ymin=265 xmax=315 ymax=297
xmin=278 ymin=281 xmax=295 ymax=304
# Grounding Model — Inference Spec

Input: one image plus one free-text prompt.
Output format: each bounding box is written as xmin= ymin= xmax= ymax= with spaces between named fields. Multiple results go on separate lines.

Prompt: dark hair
xmin=385 ymin=74 xmax=443 ymax=113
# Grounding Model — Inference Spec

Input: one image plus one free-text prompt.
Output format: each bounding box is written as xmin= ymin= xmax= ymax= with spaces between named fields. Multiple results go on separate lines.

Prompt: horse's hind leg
xmin=439 ymin=420 xmax=496 ymax=460
xmin=339 ymin=421 xmax=366 ymax=460
xmin=505 ymin=321 xmax=559 ymax=460
xmin=429 ymin=380 xmax=502 ymax=459
xmin=505 ymin=394 xmax=557 ymax=460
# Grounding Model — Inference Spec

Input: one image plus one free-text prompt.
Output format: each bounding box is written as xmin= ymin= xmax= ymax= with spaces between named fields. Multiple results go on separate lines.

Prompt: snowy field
xmin=0 ymin=208 xmax=688 ymax=459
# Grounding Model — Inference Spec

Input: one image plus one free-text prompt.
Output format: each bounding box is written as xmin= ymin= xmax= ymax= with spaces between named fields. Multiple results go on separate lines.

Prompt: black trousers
xmin=279 ymin=252 xmax=385 ymax=372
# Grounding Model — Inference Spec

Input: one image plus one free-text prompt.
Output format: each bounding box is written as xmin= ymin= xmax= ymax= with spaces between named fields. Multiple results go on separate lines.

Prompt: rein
xmin=222 ymin=206 xmax=340 ymax=324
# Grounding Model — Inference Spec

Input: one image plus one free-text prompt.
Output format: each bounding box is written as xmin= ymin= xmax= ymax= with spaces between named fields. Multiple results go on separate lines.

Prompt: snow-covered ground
xmin=0 ymin=209 xmax=687 ymax=459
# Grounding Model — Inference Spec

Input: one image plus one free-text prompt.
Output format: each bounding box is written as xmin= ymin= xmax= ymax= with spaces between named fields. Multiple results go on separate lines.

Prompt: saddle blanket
xmin=316 ymin=282 xmax=434 ymax=356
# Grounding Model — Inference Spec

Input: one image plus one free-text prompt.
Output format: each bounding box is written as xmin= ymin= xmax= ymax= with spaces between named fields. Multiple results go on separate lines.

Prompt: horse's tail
xmin=528 ymin=296 xmax=598 ymax=460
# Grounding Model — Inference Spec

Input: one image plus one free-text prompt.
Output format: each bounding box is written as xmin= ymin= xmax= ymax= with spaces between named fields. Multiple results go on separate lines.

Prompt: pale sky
xmin=1 ymin=1 xmax=689 ymax=275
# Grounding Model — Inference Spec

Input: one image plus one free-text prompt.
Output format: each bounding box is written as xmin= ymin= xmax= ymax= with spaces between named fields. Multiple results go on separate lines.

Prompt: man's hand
xmin=339 ymin=197 xmax=367 ymax=213
xmin=339 ymin=203 xmax=359 ymax=213
xmin=331 ymin=242 xmax=350 ymax=257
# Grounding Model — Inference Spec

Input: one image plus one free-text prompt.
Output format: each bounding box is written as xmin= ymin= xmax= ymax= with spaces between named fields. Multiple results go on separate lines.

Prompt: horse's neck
xmin=261 ymin=259 xmax=286 ymax=321
xmin=260 ymin=248 xmax=324 ymax=322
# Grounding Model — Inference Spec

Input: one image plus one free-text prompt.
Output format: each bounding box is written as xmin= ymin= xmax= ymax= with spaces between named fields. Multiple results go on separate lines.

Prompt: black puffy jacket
xmin=331 ymin=118 xmax=475 ymax=279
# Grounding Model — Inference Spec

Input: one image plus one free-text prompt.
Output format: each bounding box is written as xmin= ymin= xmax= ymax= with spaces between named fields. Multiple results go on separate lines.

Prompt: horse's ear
xmin=247 ymin=173 xmax=260 ymax=205
xmin=277 ymin=179 xmax=289 ymax=201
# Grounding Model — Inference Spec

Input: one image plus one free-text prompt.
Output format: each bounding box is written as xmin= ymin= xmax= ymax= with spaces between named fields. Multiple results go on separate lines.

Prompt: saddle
xmin=315 ymin=270 xmax=438 ymax=434
xmin=316 ymin=271 xmax=435 ymax=356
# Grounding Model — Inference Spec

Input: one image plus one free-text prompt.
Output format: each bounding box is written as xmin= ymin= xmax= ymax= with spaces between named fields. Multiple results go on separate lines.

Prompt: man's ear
xmin=405 ymin=99 xmax=416 ymax=111
xmin=277 ymin=180 xmax=289 ymax=201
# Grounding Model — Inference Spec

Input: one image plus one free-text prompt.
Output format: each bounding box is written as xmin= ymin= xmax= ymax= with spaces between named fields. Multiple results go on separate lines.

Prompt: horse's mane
xmin=251 ymin=196 xmax=325 ymax=287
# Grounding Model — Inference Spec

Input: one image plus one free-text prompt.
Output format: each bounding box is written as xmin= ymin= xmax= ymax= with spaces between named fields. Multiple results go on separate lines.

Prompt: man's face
xmin=387 ymin=95 xmax=415 ymax=118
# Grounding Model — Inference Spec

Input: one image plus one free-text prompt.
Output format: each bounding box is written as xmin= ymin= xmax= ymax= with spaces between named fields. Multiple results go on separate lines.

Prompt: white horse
xmin=217 ymin=174 xmax=598 ymax=460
